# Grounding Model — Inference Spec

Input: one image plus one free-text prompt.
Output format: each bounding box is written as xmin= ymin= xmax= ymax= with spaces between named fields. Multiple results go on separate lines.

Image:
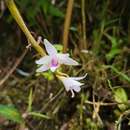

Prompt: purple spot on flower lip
xmin=51 ymin=57 xmax=58 ymax=67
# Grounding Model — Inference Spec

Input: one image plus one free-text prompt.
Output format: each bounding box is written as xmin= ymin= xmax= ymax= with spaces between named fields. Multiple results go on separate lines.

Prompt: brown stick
xmin=85 ymin=100 xmax=130 ymax=106
xmin=0 ymin=49 xmax=28 ymax=87
xmin=63 ymin=0 xmax=74 ymax=53
xmin=81 ymin=0 xmax=87 ymax=49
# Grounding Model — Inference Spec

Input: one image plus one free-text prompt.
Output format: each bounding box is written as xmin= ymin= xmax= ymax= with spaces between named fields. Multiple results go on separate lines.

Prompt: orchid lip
xmin=51 ymin=57 xmax=58 ymax=67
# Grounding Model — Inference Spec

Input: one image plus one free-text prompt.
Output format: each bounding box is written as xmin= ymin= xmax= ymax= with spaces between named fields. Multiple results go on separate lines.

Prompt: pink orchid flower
xmin=58 ymin=73 xmax=87 ymax=97
xmin=36 ymin=39 xmax=78 ymax=72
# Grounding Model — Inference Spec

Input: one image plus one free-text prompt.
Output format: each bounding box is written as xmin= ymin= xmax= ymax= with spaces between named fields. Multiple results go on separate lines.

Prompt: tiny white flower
xmin=36 ymin=39 xmax=78 ymax=72
xmin=58 ymin=73 xmax=87 ymax=98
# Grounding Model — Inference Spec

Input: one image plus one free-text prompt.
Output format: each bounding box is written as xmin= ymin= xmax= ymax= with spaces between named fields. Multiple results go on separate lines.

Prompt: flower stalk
xmin=5 ymin=0 xmax=46 ymax=56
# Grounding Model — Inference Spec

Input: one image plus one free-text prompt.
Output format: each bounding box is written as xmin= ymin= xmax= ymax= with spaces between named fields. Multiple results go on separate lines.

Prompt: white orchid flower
xmin=58 ymin=73 xmax=87 ymax=98
xmin=36 ymin=39 xmax=79 ymax=72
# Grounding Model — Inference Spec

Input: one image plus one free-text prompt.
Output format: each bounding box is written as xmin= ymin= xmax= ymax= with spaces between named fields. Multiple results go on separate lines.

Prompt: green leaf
xmin=49 ymin=4 xmax=64 ymax=18
xmin=106 ymin=48 xmax=121 ymax=61
xmin=114 ymin=88 xmax=128 ymax=111
xmin=29 ymin=112 xmax=50 ymax=119
xmin=27 ymin=88 xmax=33 ymax=112
xmin=54 ymin=44 xmax=63 ymax=52
xmin=41 ymin=71 xmax=54 ymax=81
xmin=0 ymin=105 xmax=23 ymax=123
xmin=41 ymin=0 xmax=50 ymax=15
xmin=105 ymin=34 xmax=122 ymax=61
xmin=111 ymin=37 xmax=118 ymax=48
xmin=41 ymin=0 xmax=64 ymax=18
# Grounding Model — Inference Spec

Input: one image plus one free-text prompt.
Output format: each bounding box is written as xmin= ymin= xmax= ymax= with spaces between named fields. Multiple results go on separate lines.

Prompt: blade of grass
xmin=104 ymin=65 xmax=130 ymax=83
xmin=27 ymin=88 xmax=33 ymax=112
xmin=29 ymin=112 xmax=50 ymax=119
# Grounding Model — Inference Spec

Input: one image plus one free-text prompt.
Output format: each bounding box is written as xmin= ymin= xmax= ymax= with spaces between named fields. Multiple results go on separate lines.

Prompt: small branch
xmin=85 ymin=100 xmax=130 ymax=106
xmin=5 ymin=0 xmax=46 ymax=56
xmin=115 ymin=110 xmax=130 ymax=130
xmin=0 ymin=49 xmax=28 ymax=87
xmin=63 ymin=0 xmax=74 ymax=53
xmin=81 ymin=0 xmax=87 ymax=49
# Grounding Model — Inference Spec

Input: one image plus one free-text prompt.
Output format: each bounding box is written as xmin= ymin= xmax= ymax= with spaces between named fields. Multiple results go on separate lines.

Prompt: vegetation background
xmin=0 ymin=0 xmax=130 ymax=130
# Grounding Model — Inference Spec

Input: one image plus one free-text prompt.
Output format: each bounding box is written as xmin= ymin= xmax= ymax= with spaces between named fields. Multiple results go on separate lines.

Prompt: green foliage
xmin=40 ymin=0 xmax=64 ymax=18
xmin=114 ymin=88 xmax=128 ymax=111
xmin=108 ymin=65 xmax=130 ymax=83
xmin=16 ymin=0 xmax=64 ymax=26
xmin=106 ymin=35 xmax=122 ymax=61
xmin=27 ymin=88 xmax=50 ymax=120
xmin=85 ymin=118 xmax=99 ymax=130
xmin=0 ymin=104 xmax=23 ymax=123
xmin=39 ymin=70 xmax=54 ymax=81
xmin=54 ymin=44 xmax=63 ymax=52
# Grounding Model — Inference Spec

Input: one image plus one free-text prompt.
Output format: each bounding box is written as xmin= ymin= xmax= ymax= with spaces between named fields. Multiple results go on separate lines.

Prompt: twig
xmin=92 ymin=93 xmax=103 ymax=126
xmin=40 ymin=87 xmax=64 ymax=112
xmin=5 ymin=0 xmax=45 ymax=56
xmin=63 ymin=0 xmax=74 ymax=52
xmin=85 ymin=100 xmax=130 ymax=106
xmin=115 ymin=110 xmax=130 ymax=130
xmin=0 ymin=49 xmax=28 ymax=87
xmin=81 ymin=0 xmax=87 ymax=49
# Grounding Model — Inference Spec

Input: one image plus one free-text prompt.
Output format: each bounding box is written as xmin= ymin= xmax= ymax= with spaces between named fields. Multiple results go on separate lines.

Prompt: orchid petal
xmin=70 ymin=73 xmax=87 ymax=81
xmin=61 ymin=77 xmax=82 ymax=91
xmin=44 ymin=39 xmax=57 ymax=56
xmin=60 ymin=77 xmax=74 ymax=91
xmin=70 ymin=79 xmax=83 ymax=87
xmin=57 ymin=53 xmax=70 ymax=57
xmin=35 ymin=55 xmax=50 ymax=65
xmin=61 ymin=78 xmax=71 ymax=91
xmin=36 ymin=65 xmax=49 ymax=72
xmin=71 ymin=83 xmax=82 ymax=92
xmin=57 ymin=54 xmax=79 ymax=65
